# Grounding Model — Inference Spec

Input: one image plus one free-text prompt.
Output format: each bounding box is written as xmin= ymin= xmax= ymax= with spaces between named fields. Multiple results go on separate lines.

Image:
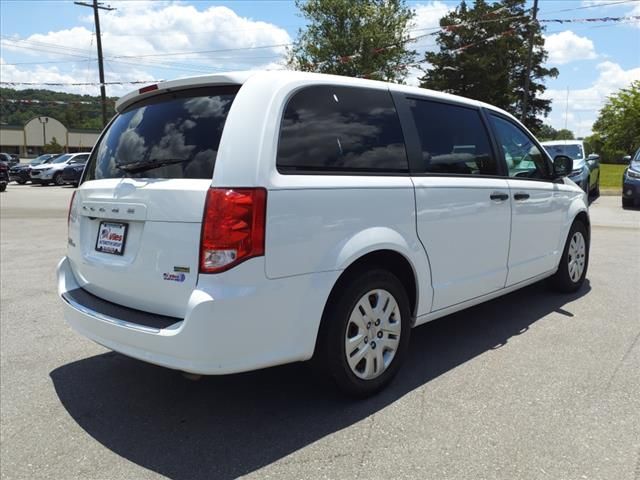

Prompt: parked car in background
xmin=58 ymin=71 xmax=590 ymax=397
xmin=622 ymin=147 xmax=640 ymax=208
xmin=61 ymin=155 xmax=89 ymax=187
xmin=9 ymin=154 xmax=59 ymax=184
xmin=30 ymin=153 xmax=90 ymax=186
xmin=541 ymin=140 xmax=600 ymax=196
xmin=0 ymin=152 xmax=19 ymax=166
xmin=0 ymin=160 xmax=8 ymax=192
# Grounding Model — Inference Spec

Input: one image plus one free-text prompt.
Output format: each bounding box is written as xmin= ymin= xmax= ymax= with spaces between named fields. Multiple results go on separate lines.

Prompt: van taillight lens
xmin=200 ymin=188 xmax=267 ymax=273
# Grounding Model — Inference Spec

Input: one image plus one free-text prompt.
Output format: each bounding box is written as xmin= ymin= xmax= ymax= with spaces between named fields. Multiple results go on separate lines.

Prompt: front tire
xmin=549 ymin=220 xmax=589 ymax=293
xmin=316 ymin=269 xmax=412 ymax=397
xmin=622 ymin=197 xmax=633 ymax=208
xmin=54 ymin=173 xmax=64 ymax=186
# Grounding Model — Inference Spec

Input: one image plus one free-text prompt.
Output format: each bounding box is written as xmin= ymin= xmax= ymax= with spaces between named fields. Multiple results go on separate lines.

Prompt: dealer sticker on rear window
xmin=95 ymin=221 xmax=128 ymax=255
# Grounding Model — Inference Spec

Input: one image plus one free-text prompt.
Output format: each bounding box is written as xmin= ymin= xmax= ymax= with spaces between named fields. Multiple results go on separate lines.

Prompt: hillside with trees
xmin=0 ymin=88 xmax=116 ymax=130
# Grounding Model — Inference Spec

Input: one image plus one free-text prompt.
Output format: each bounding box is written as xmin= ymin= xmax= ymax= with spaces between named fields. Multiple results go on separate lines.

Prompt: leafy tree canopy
xmin=536 ymin=124 xmax=575 ymax=141
xmin=420 ymin=0 xmax=558 ymax=131
xmin=288 ymin=0 xmax=416 ymax=83
xmin=588 ymin=80 xmax=640 ymax=162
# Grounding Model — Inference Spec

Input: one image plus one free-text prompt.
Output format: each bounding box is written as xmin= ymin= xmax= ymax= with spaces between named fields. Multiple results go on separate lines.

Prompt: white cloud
xmin=543 ymin=61 xmax=640 ymax=136
xmin=0 ymin=2 xmax=291 ymax=96
xmin=544 ymin=30 xmax=597 ymax=65
xmin=406 ymin=1 xmax=453 ymax=85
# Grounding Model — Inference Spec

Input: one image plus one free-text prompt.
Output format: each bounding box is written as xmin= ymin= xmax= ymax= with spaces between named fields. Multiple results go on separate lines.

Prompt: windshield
xmin=543 ymin=144 xmax=584 ymax=160
xmin=85 ymin=86 xmax=238 ymax=180
xmin=52 ymin=154 xmax=72 ymax=164
xmin=30 ymin=154 xmax=51 ymax=165
xmin=634 ymin=148 xmax=640 ymax=162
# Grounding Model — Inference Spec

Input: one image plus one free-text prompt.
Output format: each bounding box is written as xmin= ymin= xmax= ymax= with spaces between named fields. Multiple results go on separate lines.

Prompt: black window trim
xmin=275 ymin=84 xmax=411 ymax=176
xmin=485 ymin=110 xmax=556 ymax=184
xmin=393 ymin=93 xmax=507 ymax=179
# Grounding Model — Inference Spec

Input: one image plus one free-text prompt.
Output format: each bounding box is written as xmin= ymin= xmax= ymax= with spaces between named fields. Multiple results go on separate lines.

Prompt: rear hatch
xmin=67 ymin=85 xmax=238 ymax=318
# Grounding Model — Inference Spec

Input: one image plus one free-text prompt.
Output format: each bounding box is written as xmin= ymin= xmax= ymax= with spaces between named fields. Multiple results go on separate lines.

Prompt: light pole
xmin=38 ymin=117 xmax=49 ymax=153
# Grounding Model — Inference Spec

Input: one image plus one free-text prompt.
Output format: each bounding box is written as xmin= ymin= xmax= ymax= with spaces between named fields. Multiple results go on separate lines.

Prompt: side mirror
xmin=588 ymin=153 xmax=600 ymax=161
xmin=622 ymin=155 xmax=632 ymax=164
xmin=553 ymin=155 xmax=573 ymax=178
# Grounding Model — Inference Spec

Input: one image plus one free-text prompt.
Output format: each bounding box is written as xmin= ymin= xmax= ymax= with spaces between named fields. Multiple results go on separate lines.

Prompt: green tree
xmin=591 ymin=81 xmax=640 ymax=163
xmin=420 ymin=0 xmax=558 ymax=131
xmin=555 ymin=129 xmax=574 ymax=140
xmin=287 ymin=0 xmax=416 ymax=82
xmin=43 ymin=137 xmax=64 ymax=154
xmin=537 ymin=123 xmax=557 ymax=140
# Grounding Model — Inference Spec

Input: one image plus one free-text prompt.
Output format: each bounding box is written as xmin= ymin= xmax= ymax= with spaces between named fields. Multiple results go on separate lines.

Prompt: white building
xmin=0 ymin=116 xmax=101 ymax=158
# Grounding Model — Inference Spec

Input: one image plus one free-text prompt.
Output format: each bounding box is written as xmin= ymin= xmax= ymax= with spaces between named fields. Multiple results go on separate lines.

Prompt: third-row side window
xmin=277 ymin=86 xmax=408 ymax=173
xmin=408 ymin=99 xmax=498 ymax=176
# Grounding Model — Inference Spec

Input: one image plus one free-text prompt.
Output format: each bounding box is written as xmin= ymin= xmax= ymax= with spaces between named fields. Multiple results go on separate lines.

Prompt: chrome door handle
xmin=514 ymin=192 xmax=530 ymax=201
xmin=490 ymin=192 xmax=509 ymax=201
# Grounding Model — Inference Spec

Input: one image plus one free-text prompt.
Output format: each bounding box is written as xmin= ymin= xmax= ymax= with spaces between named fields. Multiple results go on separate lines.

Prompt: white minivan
xmin=58 ymin=71 xmax=589 ymax=396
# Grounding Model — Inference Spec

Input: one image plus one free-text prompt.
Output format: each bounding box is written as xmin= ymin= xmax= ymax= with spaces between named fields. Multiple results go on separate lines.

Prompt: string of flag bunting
xmin=301 ymin=14 xmax=639 ymax=72
xmin=0 ymin=80 xmax=162 ymax=87
xmin=0 ymin=13 xmax=636 ymax=87
xmin=0 ymin=97 xmax=113 ymax=106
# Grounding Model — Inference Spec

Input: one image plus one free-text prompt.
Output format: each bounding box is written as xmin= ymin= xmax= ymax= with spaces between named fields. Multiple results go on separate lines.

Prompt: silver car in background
xmin=542 ymin=140 xmax=600 ymax=196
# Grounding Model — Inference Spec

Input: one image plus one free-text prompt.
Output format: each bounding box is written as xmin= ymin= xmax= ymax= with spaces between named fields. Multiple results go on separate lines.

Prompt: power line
xmin=0 ymin=80 xmax=162 ymax=86
xmin=541 ymin=0 xmax=638 ymax=14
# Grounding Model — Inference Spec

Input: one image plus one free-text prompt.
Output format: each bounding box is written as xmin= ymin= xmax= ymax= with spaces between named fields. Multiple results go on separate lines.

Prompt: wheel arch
xmin=313 ymin=248 xmax=420 ymax=357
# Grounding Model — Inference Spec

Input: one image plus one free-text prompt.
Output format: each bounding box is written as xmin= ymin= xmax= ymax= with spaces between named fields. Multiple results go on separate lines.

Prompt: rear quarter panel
xmin=213 ymin=73 xmax=434 ymax=316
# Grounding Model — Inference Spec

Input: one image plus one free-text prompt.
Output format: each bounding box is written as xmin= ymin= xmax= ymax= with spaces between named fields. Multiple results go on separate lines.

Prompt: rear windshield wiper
xmin=116 ymin=158 xmax=187 ymax=174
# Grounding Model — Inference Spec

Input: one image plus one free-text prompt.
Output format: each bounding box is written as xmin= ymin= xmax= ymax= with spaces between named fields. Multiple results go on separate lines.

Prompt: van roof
xmin=540 ymin=140 xmax=584 ymax=146
xmin=115 ymin=70 xmax=518 ymax=123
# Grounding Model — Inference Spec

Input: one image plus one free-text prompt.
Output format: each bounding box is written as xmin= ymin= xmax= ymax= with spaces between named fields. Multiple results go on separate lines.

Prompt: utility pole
xmin=521 ymin=0 xmax=539 ymax=124
xmin=74 ymin=0 xmax=115 ymax=128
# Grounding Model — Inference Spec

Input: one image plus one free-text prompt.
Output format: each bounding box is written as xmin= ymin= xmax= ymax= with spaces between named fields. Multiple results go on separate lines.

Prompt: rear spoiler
xmin=115 ymin=71 xmax=257 ymax=113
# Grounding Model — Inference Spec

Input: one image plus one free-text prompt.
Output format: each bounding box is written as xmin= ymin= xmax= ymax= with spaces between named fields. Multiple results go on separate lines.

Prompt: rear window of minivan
xmin=85 ymin=86 xmax=238 ymax=180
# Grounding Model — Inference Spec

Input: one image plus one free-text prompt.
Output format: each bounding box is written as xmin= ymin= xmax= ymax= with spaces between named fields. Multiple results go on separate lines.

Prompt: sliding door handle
xmin=490 ymin=192 xmax=509 ymax=201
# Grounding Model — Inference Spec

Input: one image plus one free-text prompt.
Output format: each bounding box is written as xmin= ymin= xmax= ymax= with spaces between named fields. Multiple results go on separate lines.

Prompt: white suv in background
xmin=58 ymin=71 xmax=589 ymax=396
xmin=31 ymin=152 xmax=90 ymax=186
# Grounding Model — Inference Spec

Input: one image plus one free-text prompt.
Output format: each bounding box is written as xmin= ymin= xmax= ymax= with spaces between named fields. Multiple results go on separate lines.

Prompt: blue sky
xmin=1 ymin=0 xmax=639 ymax=136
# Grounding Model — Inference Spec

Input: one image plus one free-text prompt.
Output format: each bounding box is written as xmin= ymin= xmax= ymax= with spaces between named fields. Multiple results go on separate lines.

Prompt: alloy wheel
xmin=567 ymin=231 xmax=586 ymax=282
xmin=344 ymin=289 xmax=401 ymax=380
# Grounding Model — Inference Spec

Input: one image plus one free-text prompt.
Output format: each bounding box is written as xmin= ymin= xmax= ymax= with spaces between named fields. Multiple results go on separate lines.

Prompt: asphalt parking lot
xmin=1 ymin=183 xmax=639 ymax=480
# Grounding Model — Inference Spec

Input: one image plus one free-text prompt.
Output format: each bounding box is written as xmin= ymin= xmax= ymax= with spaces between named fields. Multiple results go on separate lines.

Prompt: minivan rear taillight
xmin=200 ymin=188 xmax=267 ymax=273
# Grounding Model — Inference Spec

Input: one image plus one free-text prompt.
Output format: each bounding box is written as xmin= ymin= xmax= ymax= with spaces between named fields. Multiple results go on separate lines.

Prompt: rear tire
xmin=315 ymin=269 xmax=412 ymax=397
xmin=17 ymin=179 xmax=27 ymax=185
xmin=549 ymin=220 xmax=589 ymax=293
xmin=0 ymin=183 xmax=6 ymax=192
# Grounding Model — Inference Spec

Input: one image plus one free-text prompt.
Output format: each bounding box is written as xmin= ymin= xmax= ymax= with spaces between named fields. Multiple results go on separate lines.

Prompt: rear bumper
xmin=57 ymin=256 xmax=339 ymax=375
